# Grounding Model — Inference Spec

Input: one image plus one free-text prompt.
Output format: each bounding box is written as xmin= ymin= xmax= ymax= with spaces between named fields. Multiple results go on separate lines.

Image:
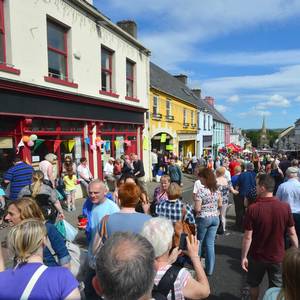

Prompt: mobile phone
xmin=179 ymin=233 xmax=188 ymax=250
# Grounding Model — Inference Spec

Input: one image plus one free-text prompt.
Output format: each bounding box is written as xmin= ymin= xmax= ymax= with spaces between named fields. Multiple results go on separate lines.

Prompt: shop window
xmin=46 ymin=19 xmax=68 ymax=80
xmin=101 ymin=47 xmax=114 ymax=92
xmin=126 ymin=59 xmax=135 ymax=97
xmin=30 ymin=119 xmax=56 ymax=131
xmin=60 ymin=121 xmax=83 ymax=132
xmin=0 ymin=0 xmax=5 ymax=64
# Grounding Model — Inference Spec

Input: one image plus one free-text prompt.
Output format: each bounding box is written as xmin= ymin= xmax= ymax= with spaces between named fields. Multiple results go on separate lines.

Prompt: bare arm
xmin=54 ymin=200 xmax=64 ymax=219
xmin=183 ymin=235 xmax=210 ymax=299
xmin=193 ymin=194 xmax=202 ymax=213
xmin=47 ymin=164 xmax=55 ymax=188
xmin=241 ymin=230 xmax=253 ymax=272
xmin=0 ymin=245 xmax=5 ymax=272
xmin=287 ymin=226 xmax=299 ymax=248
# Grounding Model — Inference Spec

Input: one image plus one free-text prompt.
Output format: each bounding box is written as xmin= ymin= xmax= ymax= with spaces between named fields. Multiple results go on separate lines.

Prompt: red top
xmin=244 ymin=196 xmax=294 ymax=263
xmin=229 ymin=161 xmax=240 ymax=176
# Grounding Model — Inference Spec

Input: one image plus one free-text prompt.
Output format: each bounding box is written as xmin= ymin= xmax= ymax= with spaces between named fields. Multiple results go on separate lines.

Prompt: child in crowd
xmin=63 ymin=169 xmax=77 ymax=212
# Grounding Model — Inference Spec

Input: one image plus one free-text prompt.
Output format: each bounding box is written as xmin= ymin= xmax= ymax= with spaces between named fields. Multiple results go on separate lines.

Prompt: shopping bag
xmin=55 ymin=189 xmax=64 ymax=201
xmin=55 ymin=220 xmax=66 ymax=239
xmin=63 ymin=220 xmax=78 ymax=242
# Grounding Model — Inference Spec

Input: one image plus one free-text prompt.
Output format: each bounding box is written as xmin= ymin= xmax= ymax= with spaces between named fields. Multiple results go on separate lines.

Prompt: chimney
xmin=205 ymin=96 xmax=215 ymax=107
xmin=192 ymin=89 xmax=201 ymax=98
xmin=116 ymin=20 xmax=137 ymax=38
xmin=173 ymin=74 xmax=187 ymax=85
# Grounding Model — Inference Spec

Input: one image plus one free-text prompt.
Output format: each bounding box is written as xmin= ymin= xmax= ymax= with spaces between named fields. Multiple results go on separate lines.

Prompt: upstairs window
xmin=126 ymin=59 xmax=135 ymax=97
xmin=203 ymin=114 xmax=206 ymax=130
xmin=101 ymin=47 xmax=113 ymax=92
xmin=191 ymin=111 xmax=194 ymax=125
xmin=166 ymin=99 xmax=172 ymax=116
xmin=47 ymin=20 xmax=68 ymax=80
xmin=153 ymin=95 xmax=158 ymax=115
xmin=0 ymin=0 xmax=5 ymax=64
xmin=183 ymin=108 xmax=188 ymax=124
xmin=208 ymin=115 xmax=211 ymax=129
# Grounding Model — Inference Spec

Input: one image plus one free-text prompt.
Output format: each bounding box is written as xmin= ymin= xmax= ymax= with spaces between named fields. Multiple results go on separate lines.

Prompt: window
xmin=166 ymin=99 xmax=172 ymax=116
xmin=47 ymin=20 xmax=68 ymax=80
xmin=126 ymin=59 xmax=135 ymax=97
xmin=191 ymin=111 xmax=194 ymax=125
xmin=153 ymin=95 xmax=158 ymax=115
xmin=0 ymin=0 xmax=5 ymax=64
xmin=208 ymin=115 xmax=211 ymax=130
xmin=101 ymin=47 xmax=113 ymax=92
xmin=203 ymin=114 xmax=206 ymax=130
xmin=183 ymin=108 xmax=188 ymax=124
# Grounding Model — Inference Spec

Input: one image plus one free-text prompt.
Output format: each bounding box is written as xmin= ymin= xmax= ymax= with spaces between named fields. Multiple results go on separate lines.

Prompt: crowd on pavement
xmin=0 ymin=149 xmax=299 ymax=300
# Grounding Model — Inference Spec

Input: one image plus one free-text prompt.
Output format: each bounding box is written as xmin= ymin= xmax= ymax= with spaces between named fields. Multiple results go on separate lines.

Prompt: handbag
xmin=46 ymin=237 xmax=82 ymax=278
xmin=173 ymin=206 xmax=196 ymax=248
xmin=217 ymin=215 xmax=224 ymax=235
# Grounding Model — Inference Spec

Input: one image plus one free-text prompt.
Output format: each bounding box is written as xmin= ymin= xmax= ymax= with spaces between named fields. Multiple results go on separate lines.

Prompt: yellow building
xmin=150 ymin=63 xmax=198 ymax=158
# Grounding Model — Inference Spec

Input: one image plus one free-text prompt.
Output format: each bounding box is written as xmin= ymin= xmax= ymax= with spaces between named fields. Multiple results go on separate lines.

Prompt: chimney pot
xmin=116 ymin=20 xmax=137 ymax=38
xmin=192 ymin=89 xmax=201 ymax=98
xmin=205 ymin=96 xmax=215 ymax=107
xmin=173 ymin=74 xmax=188 ymax=85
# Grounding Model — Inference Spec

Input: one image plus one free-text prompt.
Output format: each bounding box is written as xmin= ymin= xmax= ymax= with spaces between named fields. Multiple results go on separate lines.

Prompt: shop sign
xmin=177 ymin=133 xmax=196 ymax=141
xmin=166 ymin=144 xmax=174 ymax=150
xmin=160 ymin=134 xmax=167 ymax=143
xmin=0 ymin=137 xmax=13 ymax=149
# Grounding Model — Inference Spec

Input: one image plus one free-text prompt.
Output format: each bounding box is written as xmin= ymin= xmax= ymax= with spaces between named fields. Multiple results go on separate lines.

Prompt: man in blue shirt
xmin=4 ymin=155 xmax=33 ymax=200
xmin=82 ymin=179 xmax=119 ymax=300
xmin=276 ymin=166 xmax=300 ymax=240
xmin=235 ymin=163 xmax=256 ymax=229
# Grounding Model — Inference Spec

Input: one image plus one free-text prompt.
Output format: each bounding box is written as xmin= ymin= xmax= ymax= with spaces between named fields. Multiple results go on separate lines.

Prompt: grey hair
xmin=88 ymin=179 xmax=106 ymax=189
xmin=95 ymin=232 xmax=155 ymax=300
xmin=247 ymin=162 xmax=254 ymax=171
xmin=141 ymin=217 xmax=174 ymax=258
xmin=44 ymin=153 xmax=57 ymax=163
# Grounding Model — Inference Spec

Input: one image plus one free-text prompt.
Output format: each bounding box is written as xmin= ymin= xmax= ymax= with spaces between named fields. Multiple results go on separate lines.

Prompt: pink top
xmin=39 ymin=160 xmax=52 ymax=181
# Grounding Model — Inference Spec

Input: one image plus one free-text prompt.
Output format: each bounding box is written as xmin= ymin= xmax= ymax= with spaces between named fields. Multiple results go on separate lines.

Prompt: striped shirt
xmin=154 ymin=265 xmax=189 ymax=300
xmin=4 ymin=162 xmax=33 ymax=200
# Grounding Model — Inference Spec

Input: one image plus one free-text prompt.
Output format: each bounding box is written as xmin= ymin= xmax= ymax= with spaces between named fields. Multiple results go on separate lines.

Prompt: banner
xmin=54 ymin=140 xmax=62 ymax=153
xmin=68 ymin=140 xmax=76 ymax=152
xmin=33 ymin=139 xmax=44 ymax=151
xmin=143 ymin=136 xmax=148 ymax=150
xmin=166 ymin=144 xmax=174 ymax=151
xmin=160 ymin=133 xmax=167 ymax=143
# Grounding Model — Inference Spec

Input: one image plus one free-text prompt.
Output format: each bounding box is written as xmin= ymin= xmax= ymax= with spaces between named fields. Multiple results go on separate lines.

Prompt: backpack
xmin=152 ymin=265 xmax=182 ymax=300
xmin=27 ymin=186 xmax=57 ymax=223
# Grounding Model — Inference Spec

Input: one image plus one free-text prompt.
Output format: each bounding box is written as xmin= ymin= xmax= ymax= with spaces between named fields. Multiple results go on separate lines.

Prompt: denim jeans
xmin=196 ymin=216 xmax=219 ymax=275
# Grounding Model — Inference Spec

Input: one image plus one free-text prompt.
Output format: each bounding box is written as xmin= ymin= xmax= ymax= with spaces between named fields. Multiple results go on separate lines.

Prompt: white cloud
xmin=196 ymin=50 xmax=300 ymax=66
xmin=256 ymin=94 xmax=290 ymax=110
xmin=239 ymin=109 xmax=271 ymax=118
xmin=295 ymin=96 xmax=300 ymax=102
xmin=227 ymin=95 xmax=240 ymax=103
xmin=215 ymin=104 xmax=228 ymax=113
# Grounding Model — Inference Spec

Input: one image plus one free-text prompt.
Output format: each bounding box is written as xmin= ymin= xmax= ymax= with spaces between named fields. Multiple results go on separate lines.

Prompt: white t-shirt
xmin=77 ymin=164 xmax=91 ymax=181
xmin=151 ymin=152 xmax=158 ymax=164
xmin=193 ymin=180 xmax=203 ymax=195
xmin=104 ymin=162 xmax=114 ymax=176
xmin=39 ymin=160 xmax=52 ymax=181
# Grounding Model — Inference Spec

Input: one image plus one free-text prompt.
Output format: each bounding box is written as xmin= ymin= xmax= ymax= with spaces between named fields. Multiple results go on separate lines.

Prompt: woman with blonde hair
xmin=263 ymin=247 xmax=300 ymax=300
xmin=0 ymin=219 xmax=80 ymax=300
xmin=5 ymin=197 xmax=71 ymax=268
xmin=216 ymin=166 xmax=238 ymax=232
xmin=19 ymin=170 xmax=64 ymax=222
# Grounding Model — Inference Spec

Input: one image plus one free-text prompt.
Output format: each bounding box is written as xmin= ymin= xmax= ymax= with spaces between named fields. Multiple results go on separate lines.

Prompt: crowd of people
xmin=0 ymin=150 xmax=299 ymax=299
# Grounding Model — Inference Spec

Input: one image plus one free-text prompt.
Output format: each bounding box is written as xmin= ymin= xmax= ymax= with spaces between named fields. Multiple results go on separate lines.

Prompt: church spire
xmin=261 ymin=116 xmax=267 ymax=134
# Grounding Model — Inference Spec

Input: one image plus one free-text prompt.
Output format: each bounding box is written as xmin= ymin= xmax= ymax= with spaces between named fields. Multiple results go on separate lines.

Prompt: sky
xmin=94 ymin=0 xmax=300 ymax=129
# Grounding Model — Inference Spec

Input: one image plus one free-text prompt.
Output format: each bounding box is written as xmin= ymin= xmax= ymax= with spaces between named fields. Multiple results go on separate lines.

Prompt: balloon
xmin=29 ymin=134 xmax=38 ymax=141
xmin=95 ymin=137 xmax=101 ymax=142
xmin=90 ymin=144 xmax=97 ymax=151
xmin=22 ymin=135 xmax=30 ymax=143
xmin=27 ymin=140 xmax=34 ymax=147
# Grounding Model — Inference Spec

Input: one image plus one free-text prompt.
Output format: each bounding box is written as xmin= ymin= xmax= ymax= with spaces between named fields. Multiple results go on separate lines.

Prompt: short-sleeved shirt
xmin=218 ymin=182 xmax=232 ymax=205
xmin=154 ymin=265 xmax=190 ymax=300
xmin=0 ymin=262 xmax=78 ymax=300
xmin=156 ymin=199 xmax=195 ymax=224
xmin=18 ymin=184 xmax=57 ymax=204
xmin=244 ymin=197 xmax=294 ymax=263
xmin=104 ymin=212 xmax=151 ymax=237
xmin=4 ymin=162 xmax=33 ymax=200
xmin=194 ymin=186 xmax=219 ymax=218
xmin=236 ymin=171 xmax=256 ymax=197
xmin=63 ymin=175 xmax=77 ymax=191
xmin=77 ymin=164 xmax=91 ymax=181
xmin=153 ymin=186 xmax=169 ymax=204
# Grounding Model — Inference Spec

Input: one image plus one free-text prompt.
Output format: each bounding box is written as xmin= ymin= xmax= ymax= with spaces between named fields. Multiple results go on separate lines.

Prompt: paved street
xmin=0 ymin=174 xmax=270 ymax=299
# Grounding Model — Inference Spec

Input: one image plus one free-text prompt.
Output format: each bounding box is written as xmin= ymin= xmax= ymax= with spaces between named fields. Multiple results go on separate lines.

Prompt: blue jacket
xmin=236 ymin=171 xmax=256 ymax=197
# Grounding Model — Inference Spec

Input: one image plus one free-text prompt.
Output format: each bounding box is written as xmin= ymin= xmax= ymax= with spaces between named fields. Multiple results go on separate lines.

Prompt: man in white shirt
xmin=77 ymin=157 xmax=93 ymax=194
xmin=151 ymin=149 xmax=158 ymax=178
xmin=104 ymin=157 xmax=115 ymax=191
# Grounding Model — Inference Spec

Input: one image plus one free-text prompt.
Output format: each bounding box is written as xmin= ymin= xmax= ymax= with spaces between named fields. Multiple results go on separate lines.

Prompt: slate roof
xmin=150 ymin=62 xmax=230 ymax=125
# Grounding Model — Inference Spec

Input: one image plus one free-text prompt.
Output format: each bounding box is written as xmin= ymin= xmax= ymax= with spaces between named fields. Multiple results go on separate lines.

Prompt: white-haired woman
xmin=141 ymin=217 xmax=210 ymax=300
xmin=0 ymin=219 xmax=80 ymax=300
xmin=39 ymin=153 xmax=57 ymax=188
